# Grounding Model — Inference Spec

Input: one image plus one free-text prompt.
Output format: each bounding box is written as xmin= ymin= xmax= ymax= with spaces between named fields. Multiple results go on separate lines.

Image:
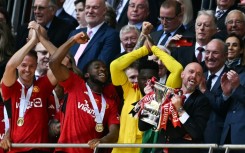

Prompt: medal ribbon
xmin=17 ymin=79 xmax=33 ymax=119
xmin=52 ymin=90 xmax=60 ymax=112
xmin=86 ymin=83 xmax=106 ymax=124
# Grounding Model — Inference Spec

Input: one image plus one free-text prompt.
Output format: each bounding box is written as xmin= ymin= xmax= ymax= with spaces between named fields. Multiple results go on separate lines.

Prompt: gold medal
xmin=17 ymin=117 xmax=24 ymax=126
xmin=95 ymin=123 xmax=104 ymax=132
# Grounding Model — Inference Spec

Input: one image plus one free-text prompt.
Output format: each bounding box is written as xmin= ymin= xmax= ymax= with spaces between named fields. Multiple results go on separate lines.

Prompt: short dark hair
xmin=27 ymin=50 xmax=38 ymax=61
xmin=161 ymin=0 xmax=182 ymax=16
xmin=226 ymin=33 xmax=244 ymax=50
xmin=138 ymin=57 xmax=159 ymax=73
xmin=74 ymin=0 xmax=85 ymax=5
xmin=82 ymin=59 xmax=105 ymax=75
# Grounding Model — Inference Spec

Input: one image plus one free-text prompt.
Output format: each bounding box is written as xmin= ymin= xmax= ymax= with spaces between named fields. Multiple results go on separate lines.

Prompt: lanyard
xmin=17 ymin=79 xmax=33 ymax=118
xmin=85 ymin=83 xmax=106 ymax=124
xmin=52 ymin=90 xmax=60 ymax=112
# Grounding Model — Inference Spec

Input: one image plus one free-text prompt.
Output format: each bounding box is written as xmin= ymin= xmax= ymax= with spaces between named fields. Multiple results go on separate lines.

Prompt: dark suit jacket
xmin=57 ymin=8 xmax=78 ymax=28
xmin=220 ymin=72 xmax=245 ymax=145
xmin=150 ymin=25 xmax=193 ymax=46
xmin=15 ymin=16 xmax=76 ymax=49
xmin=116 ymin=0 xmax=161 ymax=31
xmin=170 ymin=40 xmax=207 ymax=71
xmin=212 ymin=5 xmax=238 ymax=32
xmin=203 ymin=67 xmax=230 ymax=144
xmin=69 ymin=23 xmax=121 ymax=71
xmin=139 ymin=90 xmax=211 ymax=153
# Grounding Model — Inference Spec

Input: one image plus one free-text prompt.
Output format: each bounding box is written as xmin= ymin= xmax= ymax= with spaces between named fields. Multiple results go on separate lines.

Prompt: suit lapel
xmin=210 ymin=67 xmax=229 ymax=91
xmin=81 ymin=23 xmax=107 ymax=56
xmin=183 ymin=90 xmax=197 ymax=109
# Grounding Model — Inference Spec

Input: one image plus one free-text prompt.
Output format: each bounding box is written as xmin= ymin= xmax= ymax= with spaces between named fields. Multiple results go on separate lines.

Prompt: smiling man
xmin=16 ymin=0 xmax=76 ymax=49
xmin=49 ymin=31 xmax=120 ymax=153
xmin=68 ymin=0 xmax=120 ymax=71
xmin=171 ymin=10 xmax=217 ymax=69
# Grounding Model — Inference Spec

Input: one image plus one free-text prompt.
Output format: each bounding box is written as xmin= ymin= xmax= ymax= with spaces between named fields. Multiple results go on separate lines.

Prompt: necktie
xmin=216 ymin=10 xmax=224 ymax=19
xmin=74 ymin=30 xmax=93 ymax=65
xmin=206 ymin=74 xmax=216 ymax=90
xmin=197 ymin=47 xmax=204 ymax=63
xmin=160 ymin=33 xmax=171 ymax=46
xmin=115 ymin=0 xmax=123 ymax=15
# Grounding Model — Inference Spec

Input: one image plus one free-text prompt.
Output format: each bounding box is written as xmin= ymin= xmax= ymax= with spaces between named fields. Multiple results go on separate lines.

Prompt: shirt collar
xmin=87 ymin=22 xmax=104 ymax=38
xmin=208 ymin=65 xmax=225 ymax=77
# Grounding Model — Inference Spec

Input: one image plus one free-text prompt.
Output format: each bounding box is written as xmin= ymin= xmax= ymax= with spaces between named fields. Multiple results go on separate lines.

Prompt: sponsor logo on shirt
xmin=16 ymin=98 xmax=43 ymax=109
xmin=78 ymin=100 xmax=95 ymax=117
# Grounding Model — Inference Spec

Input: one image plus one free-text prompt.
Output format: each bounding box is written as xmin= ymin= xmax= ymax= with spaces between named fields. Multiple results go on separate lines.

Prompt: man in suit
xmin=220 ymin=70 xmax=245 ymax=153
xmin=69 ymin=0 xmax=121 ymax=71
xmin=15 ymin=0 xmax=76 ymax=49
xmin=214 ymin=0 xmax=237 ymax=32
xmin=199 ymin=39 xmax=229 ymax=147
xmin=139 ymin=62 xmax=211 ymax=153
xmin=171 ymin=10 xmax=217 ymax=68
xmin=55 ymin=0 xmax=79 ymax=28
xmin=150 ymin=0 xmax=191 ymax=47
xmin=114 ymin=0 xmax=160 ymax=31
xmin=216 ymin=9 xmax=245 ymax=41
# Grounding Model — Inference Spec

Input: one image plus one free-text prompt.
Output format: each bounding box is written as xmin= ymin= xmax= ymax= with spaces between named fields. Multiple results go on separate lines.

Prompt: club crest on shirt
xmin=33 ymin=86 xmax=40 ymax=93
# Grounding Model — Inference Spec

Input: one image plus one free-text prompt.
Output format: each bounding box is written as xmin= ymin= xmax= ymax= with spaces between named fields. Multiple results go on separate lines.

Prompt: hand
xmin=73 ymin=32 xmax=89 ymax=44
xmin=221 ymin=70 xmax=240 ymax=96
xmin=144 ymin=83 xmax=153 ymax=95
xmin=142 ymin=21 xmax=153 ymax=35
xmin=28 ymin=28 xmax=38 ymax=44
xmin=199 ymin=76 xmax=207 ymax=93
xmin=226 ymin=70 xmax=240 ymax=89
xmin=88 ymin=138 xmax=100 ymax=149
xmin=221 ymin=72 xmax=232 ymax=96
xmin=49 ymin=119 xmax=61 ymax=137
xmin=166 ymin=34 xmax=182 ymax=48
xmin=28 ymin=21 xmax=48 ymax=40
xmin=171 ymin=94 xmax=183 ymax=111
xmin=0 ymin=134 xmax=11 ymax=151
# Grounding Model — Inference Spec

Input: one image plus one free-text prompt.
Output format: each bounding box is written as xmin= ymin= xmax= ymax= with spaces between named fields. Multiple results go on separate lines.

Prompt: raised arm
xmin=49 ymin=32 xmax=89 ymax=82
xmin=28 ymin=21 xmax=57 ymax=55
xmin=2 ymin=29 xmax=38 ymax=87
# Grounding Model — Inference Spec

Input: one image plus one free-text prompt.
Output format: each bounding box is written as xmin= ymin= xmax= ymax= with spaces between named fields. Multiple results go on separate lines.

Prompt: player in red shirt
xmin=49 ymin=31 xmax=120 ymax=153
xmin=0 ymin=28 xmax=57 ymax=152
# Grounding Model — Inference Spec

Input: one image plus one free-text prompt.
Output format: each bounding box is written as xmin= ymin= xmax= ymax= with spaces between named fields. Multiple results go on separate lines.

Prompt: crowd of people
xmin=0 ymin=0 xmax=245 ymax=153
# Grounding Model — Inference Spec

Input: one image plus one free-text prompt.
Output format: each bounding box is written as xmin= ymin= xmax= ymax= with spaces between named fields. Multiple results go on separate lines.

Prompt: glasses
xmin=226 ymin=20 xmax=245 ymax=25
xmin=32 ymin=5 xmax=51 ymax=11
xmin=158 ymin=16 xmax=176 ymax=23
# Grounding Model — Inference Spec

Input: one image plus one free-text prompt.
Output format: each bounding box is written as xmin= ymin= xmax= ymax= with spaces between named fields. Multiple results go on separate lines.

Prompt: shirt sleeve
xmin=179 ymin=112 xmax=190 ymax=124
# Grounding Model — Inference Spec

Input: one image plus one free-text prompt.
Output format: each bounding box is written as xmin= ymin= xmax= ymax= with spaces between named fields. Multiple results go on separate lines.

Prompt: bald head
xmin=181 ymin=62 xmax=203 ymax=93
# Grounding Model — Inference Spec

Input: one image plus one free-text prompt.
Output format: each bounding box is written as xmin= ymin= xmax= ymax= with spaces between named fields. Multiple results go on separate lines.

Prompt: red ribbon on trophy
xmin=158 ymin=89 xmax=185 ymax=130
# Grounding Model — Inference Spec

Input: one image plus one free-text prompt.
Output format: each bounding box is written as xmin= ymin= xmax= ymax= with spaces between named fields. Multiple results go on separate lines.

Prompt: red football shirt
xmin=56 ymin=72 xmax=120 ymax=153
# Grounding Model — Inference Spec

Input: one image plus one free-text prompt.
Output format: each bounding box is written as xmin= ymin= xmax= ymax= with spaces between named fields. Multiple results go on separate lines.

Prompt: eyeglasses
xmin=226 ymin=20 xmax=245 ymax=25
xmin=32 ymin=5 xmax=51 ymax=11
xmin=158 ymin=16 xmax=176 ymax=23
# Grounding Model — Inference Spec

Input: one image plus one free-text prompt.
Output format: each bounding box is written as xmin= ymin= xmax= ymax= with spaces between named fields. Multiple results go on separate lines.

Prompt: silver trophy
xmin=140 ymin=79 xmax=174 ymax=129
